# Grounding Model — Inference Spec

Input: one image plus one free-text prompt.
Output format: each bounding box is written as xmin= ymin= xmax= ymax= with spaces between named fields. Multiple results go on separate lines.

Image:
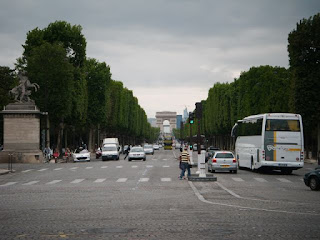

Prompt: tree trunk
xmin=88 ymin=126 xmax=94 ymax=152
xmin=318 ymin=122 xmax=320 ymax=165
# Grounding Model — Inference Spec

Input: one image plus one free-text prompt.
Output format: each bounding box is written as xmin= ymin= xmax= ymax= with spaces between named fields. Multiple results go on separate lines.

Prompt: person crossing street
xmin=179 ymin=145 xmax=191 ymax=179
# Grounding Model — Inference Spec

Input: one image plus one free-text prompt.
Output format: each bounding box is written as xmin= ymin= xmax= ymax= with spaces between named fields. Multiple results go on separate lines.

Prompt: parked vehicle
xmin=144 ymin=144 xmax=154 ymax=155
xmin=304 ymin=166 xmax=320 ymax=191
xmin=73 ymin=148 xmax=91 ymax=162
xmin=128 ymin=146 xmax=146 ymax=161
xmin=207 ymin=151 xmax=237 ymax=173
xmin=101 ymin=144 xmax=120 ymax=161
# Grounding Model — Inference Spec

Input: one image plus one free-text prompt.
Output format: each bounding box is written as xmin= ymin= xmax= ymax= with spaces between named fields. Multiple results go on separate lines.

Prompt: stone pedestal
xmin=0 ymin=102 xmax=43 ymax=163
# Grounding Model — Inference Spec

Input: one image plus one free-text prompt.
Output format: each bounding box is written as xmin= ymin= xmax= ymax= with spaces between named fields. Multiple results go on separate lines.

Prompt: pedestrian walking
xmin=179 ymin=145 xmax=191 ymax=179
xmin=124 ymin=145 xmax=130 ymax=160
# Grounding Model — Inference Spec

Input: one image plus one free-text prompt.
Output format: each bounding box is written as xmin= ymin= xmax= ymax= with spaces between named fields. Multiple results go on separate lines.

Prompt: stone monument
xmin=0 ymin=71 xmax=43 ymax=163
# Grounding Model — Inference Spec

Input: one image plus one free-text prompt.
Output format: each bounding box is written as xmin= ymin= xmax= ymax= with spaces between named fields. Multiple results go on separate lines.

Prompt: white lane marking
xmin=232 ymin=177 xmax=244 ymax=182
xmin=189 ymin=181 xmax=320 ymax=216
xmin=85 ymin=167 xmax=93 ymax=169
xmin=116 ymin=166 xmax=123 ymax=169
xmin=161 ymin=178 xmax=171 ymax=182
xmin=23 ymin=181 xmax=39 ymax=185
xmin=254 ymin=178 xmax=268 ymax=183
xmin=146 ymin=165 xmax=153 ymax=168
xmin=163 ymin=159 xmax=168 ymax=161
xmin=46 ymin=180 xmax=62 ymax=185
xmin=71 ymin=179 xmax=84 ymax=184
xmin=101 ymin=166 xmax=108 ymax=169
xmin=117 ymin=178 xmax=127 ymax=182
xmin=132 ymin=166 xmax=138 ymax=168
xmin=70 ymin=167 xmax=78 ymax=170
xmin=139 ymin=178 xmax=149 ymax=182
xmin=163 ymin=165 xmax=170 ymax=168
xmin=0 ymin=182 xmax=17 ymax=187
xmin=21 ymin=169 xmax=34 ymax=173
xmin=277 ymin=178 xmax=291 ymax=183
xmin=94 ymin=178 xmax=106 ymax=183
xmin=152 ymin=159 xmax=158 ymax=161
xmin=38 ymin=168 xmax=48 ymax=172
xmin=216 ymin=182 xmax=241 ymax=198
xmin=54 ymin=168 xmax=63 ymax=171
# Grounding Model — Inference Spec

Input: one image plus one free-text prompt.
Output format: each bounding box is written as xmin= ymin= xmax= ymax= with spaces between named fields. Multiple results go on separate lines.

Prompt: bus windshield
xmin=265 ymin=119 xmax=300 ymax=132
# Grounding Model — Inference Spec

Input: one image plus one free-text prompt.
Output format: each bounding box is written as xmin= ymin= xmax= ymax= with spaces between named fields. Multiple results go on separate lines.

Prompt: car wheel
xmin=116 ymin=156 xmax=119 ymax=160
xmin=309 ymin=177 xmax=320 ymax=191
xmin=143 ymin=158 xmax=146 ymax=161
xmin=128 ymin=158 xmax=131 ymax=161
xmin=233 ymin=170 xmax=237 ymax=174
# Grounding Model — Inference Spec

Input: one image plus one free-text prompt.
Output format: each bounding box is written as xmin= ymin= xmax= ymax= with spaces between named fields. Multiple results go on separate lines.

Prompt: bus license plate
xmin=279 ymin=164 xmax=287 ymax=166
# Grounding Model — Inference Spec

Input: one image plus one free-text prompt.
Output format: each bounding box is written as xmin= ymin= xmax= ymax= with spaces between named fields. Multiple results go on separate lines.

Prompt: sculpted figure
xmin=9 ymin=71 xmax=40 ymax=103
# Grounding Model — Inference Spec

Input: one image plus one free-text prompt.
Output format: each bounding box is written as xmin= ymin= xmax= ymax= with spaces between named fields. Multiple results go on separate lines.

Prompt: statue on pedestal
xmin=9 ymin=71 xmax=40 ymax=103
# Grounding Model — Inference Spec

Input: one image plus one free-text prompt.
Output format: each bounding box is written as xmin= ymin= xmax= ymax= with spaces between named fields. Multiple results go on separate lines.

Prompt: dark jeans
xmin=180 ymin=162 xmax=191 ymax=179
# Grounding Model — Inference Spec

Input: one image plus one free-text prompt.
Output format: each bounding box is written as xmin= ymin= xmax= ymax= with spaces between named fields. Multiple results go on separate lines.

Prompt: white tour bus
xmin=231 ymin=113 xmax=304 ymax=174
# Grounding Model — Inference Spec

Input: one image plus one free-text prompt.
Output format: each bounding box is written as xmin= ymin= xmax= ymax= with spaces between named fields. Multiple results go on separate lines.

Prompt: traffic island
xmin=188 ymin=174 xmax=217 ymax=182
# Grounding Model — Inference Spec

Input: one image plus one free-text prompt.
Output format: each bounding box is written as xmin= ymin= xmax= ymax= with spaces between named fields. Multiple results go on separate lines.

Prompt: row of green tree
xmin=182 ymin=13 xmax=320 ymax=156
xmin=1 ymin=21 xmax=159 ymax=150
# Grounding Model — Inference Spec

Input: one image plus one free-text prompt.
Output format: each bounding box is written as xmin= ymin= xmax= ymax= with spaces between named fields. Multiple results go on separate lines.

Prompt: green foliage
xmin=288 ymin=13 xmax=320 ymax=130
xmin=0 ymin=66 xmax=17 ymax=109
xmin=26 ymin=42 xmax=74 ymax=123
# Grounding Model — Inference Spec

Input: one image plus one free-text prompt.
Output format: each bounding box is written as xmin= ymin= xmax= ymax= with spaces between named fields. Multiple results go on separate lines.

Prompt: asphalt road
xmin=0 ymin=149 xmax=319 ymax=240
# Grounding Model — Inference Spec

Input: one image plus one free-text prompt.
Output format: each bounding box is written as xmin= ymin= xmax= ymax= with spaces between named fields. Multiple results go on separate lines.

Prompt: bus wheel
xmin=281 ymin=169 xmax=292 ymax=175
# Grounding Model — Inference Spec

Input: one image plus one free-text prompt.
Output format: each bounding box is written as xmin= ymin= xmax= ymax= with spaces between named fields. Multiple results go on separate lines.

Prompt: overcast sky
xmin=1 ymin=0 xmax=319 ymax=118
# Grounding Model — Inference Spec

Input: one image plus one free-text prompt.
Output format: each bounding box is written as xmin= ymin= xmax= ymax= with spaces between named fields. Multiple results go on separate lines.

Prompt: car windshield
xmin=131 ymin=147 xmax=144 ymax=152
xmin=144 ymin=145 xmax=152 ymax=149
xmin=75 ymin=148 xmax=88 ymax=154
xmin=103 ymin=146 xmax=117 ymax=151
xmin=215 ymin=153 xmax=234 ymax=158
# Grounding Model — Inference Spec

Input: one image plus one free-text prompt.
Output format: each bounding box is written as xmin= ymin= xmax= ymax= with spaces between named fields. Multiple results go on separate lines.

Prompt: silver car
xmin=207 ymin=151 xmax=237 ymax=173
xmin=143 ymin=144 xmax=154 ymax=155
xmin=128 ymin=147 xmax=146 ymax=161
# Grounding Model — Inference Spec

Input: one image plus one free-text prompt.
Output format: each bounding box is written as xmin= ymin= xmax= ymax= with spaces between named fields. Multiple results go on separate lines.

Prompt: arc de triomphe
xmin=155 ymin=111 xmax=177 ymax=133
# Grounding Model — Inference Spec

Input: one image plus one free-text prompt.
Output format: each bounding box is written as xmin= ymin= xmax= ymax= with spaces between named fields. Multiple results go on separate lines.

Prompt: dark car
xmin=304 ymin=166 xmax=320 ymax=191
xmin=205 ymin=146 xmax=220 ymax=163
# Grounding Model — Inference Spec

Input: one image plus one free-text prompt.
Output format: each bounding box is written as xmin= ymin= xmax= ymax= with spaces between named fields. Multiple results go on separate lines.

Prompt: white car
xmin=207 ymin=151 xmax=237 ymax=173
xmin=128 ymin=146 xmax=146 ymax=161
xmin=73 ymin=148 xmax=90 ymax=162
xmin=153 ymin=144 xmax=160 ymax=150
xmin=144 ymin=144 xmax=154 ymax=155
xmin=102 ymin=144 xmax=120 ymax=161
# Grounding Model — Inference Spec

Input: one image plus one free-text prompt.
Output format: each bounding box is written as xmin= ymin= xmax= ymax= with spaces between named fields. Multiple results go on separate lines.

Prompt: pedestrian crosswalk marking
xmin=163 ymin=159 xmax=168 ymax=161
xmin=163 ymin=165 xmax=170 ymax=168
xmin=46 ymin=180 xmax=62 ymax=185
xmin=0 ymin=182 xmax=17 ymax=186
xmin=254 ymin=178 xmax=267 ymax=183
xmin=146 ymin=165 xmax=153 ymax=168
xmin=116 ymin=166 xmax=123 ymax=168
xmin=277 ymin=178 xmax=291 ymax=183
xmin=94 ymin=179 xmax=106 ymax=183
xmin=117 ymin=178 xmax=127 ymax=182
xmin=132 ymin=166 xmax=138 ymax=168
xmin=139 ymin=178 xmax=149 ymax=182
xmin=85 ymin=167 xmax=93 ymax=169
xmin=38 ymin=168 xmax=48 ymax=172
xmin=54 ymin=168 xmax=63 ymax=171
xmin=152 ymin=159 xmax=158 ymax=161
xmin=21 ymin=169 xmax=34 ymax=173
xmin=101 ymin=166 xmax=108 ymax=168
xmin=23 ymin=181 xmax=39 ymax=185
xmin=70 ymin=167 xmax=78 ymax=170
xmin=232 ymin=178 xmax=244 ymax=182
xmin=71 ymin=179 xmax=84 ymax=184
xmin=161 ymin=178 xmax=171 ymax=182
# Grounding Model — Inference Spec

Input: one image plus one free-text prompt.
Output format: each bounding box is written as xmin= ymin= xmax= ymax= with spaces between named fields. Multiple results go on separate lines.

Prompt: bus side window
xmin=266 ymin=120 xmax=271 ymax=131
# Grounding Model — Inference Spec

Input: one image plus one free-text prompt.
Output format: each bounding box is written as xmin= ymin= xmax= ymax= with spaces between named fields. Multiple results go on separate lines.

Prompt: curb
xmin=0 ymin=169 xmax=11 ymax=175
xmin=188 ymin=174 xmax=217 ymax=182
